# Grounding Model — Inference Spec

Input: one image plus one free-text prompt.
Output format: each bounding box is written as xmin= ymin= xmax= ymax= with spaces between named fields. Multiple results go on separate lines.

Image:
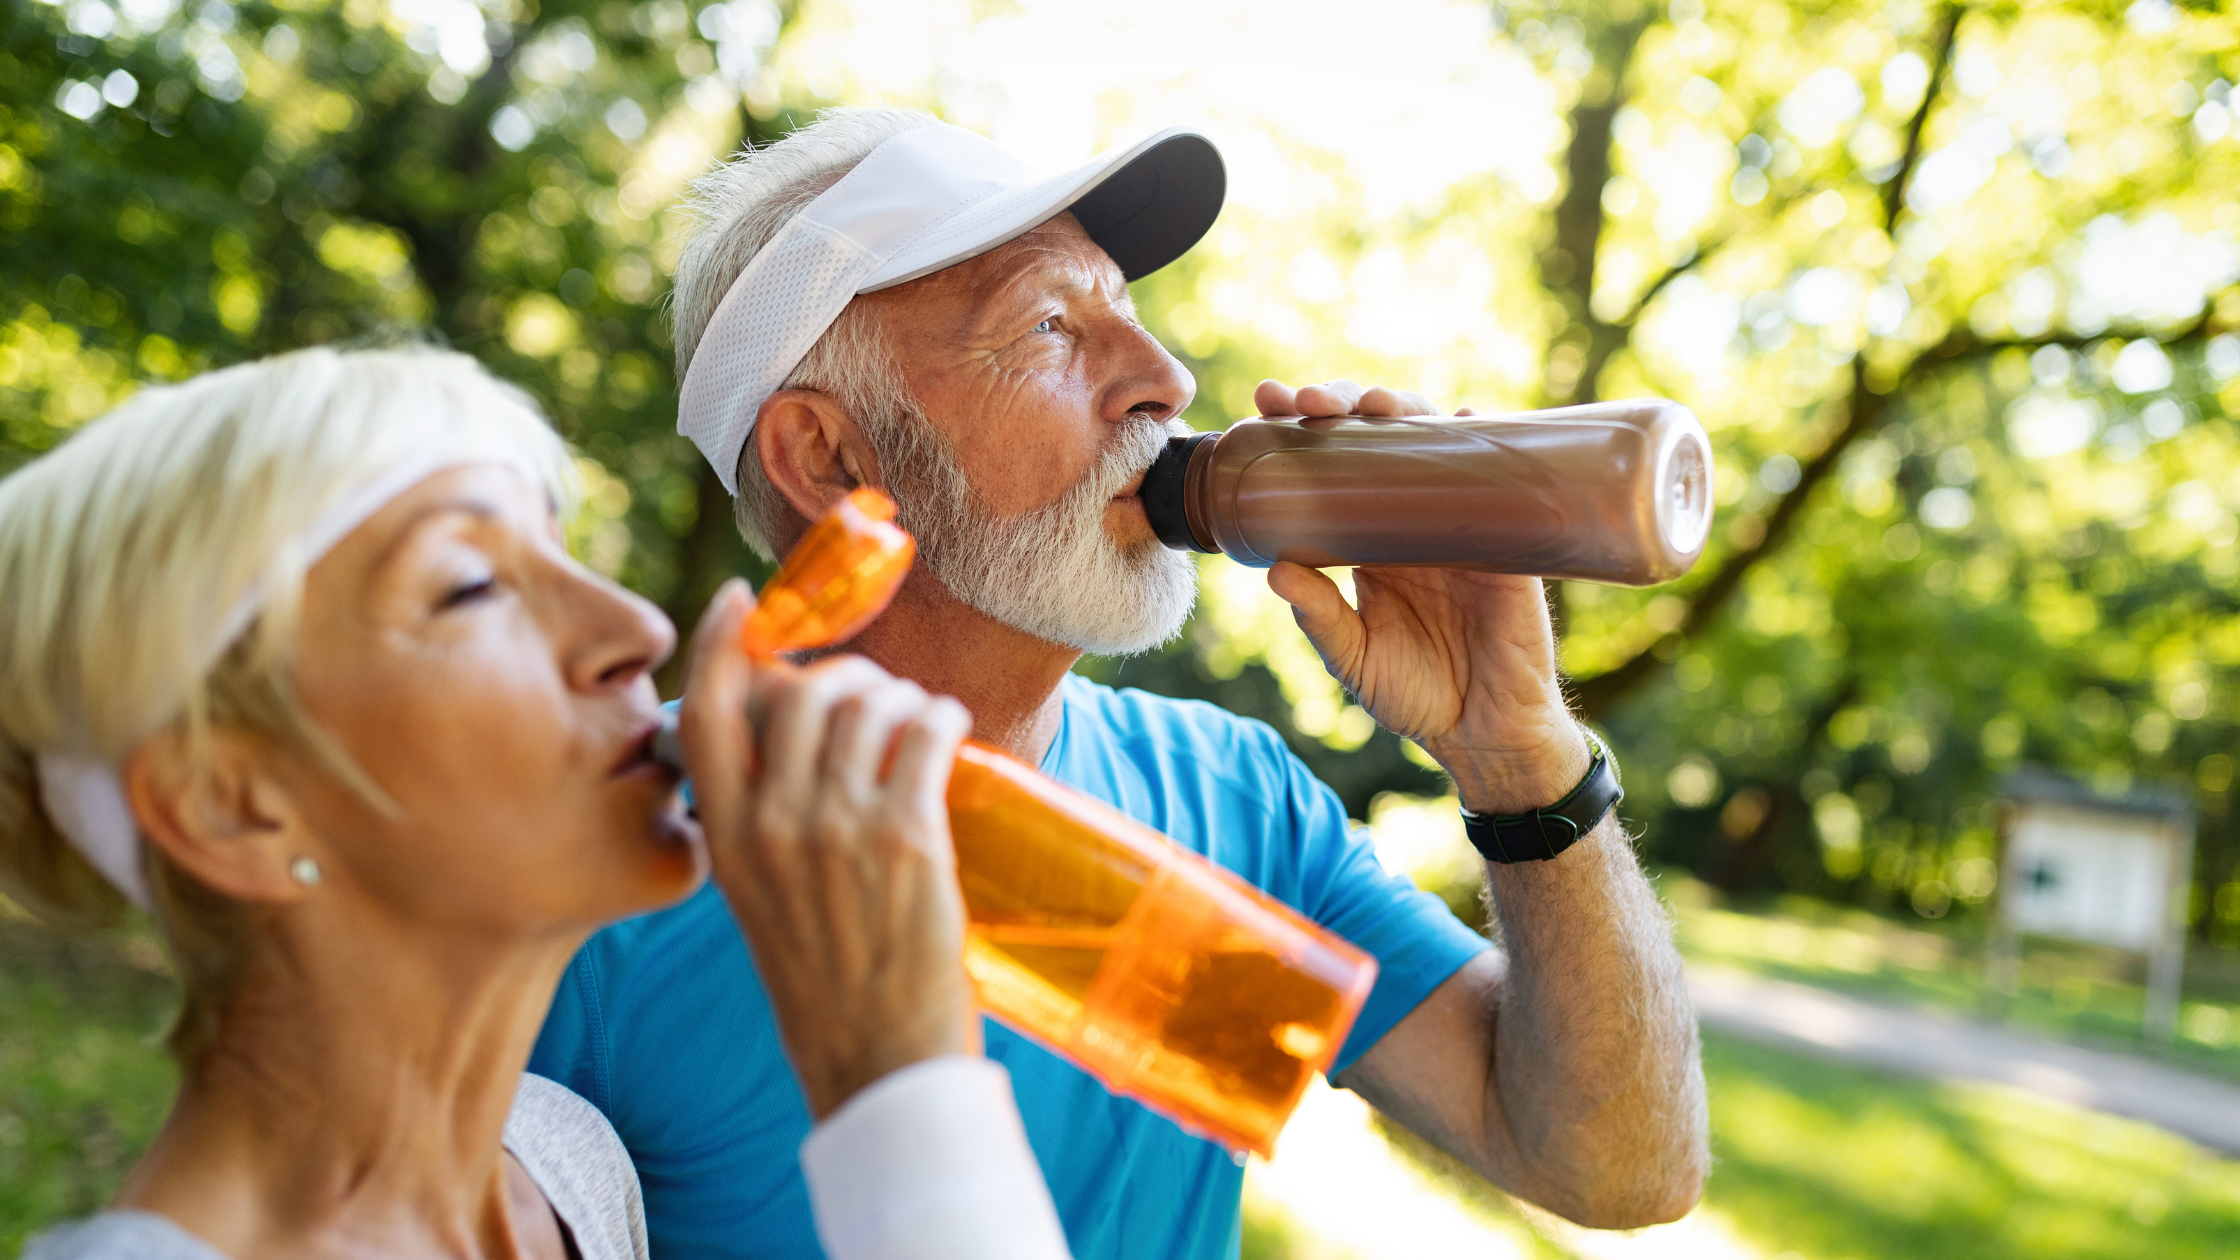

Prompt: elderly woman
xmin=1 ymin=346 xmax=1069 ymax=1260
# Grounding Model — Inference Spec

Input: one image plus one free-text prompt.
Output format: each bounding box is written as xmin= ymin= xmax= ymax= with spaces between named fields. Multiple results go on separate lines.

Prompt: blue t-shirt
xmin=529 ymin=674 xmax=1489 ymax=1260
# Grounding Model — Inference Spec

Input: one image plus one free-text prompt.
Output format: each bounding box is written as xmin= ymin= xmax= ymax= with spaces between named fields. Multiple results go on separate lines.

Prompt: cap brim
xmin=1071 ymin=132 xmax=1226 ymax=281
xmin=861 ymin=127 xmax=1226 ymax=293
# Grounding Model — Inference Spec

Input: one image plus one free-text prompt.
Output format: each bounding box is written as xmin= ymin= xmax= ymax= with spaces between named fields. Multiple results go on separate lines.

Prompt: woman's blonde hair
xmin=0 ymin=345 xmax=571 ymax=1061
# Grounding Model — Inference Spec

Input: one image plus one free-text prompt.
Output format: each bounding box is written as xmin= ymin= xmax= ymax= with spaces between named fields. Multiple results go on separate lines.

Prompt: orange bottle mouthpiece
xmin=739 ymin=487 xmax=917 ymax=657
xmin=677 ymin=486 xmax=1378 ymax=1156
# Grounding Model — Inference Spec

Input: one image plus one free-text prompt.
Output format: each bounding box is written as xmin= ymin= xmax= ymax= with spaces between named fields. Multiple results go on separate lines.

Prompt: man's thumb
xmin=1267 ymin=562 xmax=1363 ymax=670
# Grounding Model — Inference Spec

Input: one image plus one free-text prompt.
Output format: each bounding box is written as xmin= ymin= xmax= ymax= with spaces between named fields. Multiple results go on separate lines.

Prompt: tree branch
xmin=1911 ymin=290 xmax=2236 ymax=370
xmin=1710 ymin=672 xmax=1859 ymax=893
xmin=1882 ymin=3 xmax=1964 ymax=235
xmin=1573 ymin=3 xmax=1969 ymax=719
xmin=1574 ymin=284 xmax=2236 ymax=718
xmin=1538 ymin=13 xmax=1654 ymax=408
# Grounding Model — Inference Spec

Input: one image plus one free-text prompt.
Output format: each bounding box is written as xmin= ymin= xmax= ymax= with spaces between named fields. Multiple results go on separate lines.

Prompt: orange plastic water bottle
xmin=731 ymin=488 xmax=1379 ymax=1156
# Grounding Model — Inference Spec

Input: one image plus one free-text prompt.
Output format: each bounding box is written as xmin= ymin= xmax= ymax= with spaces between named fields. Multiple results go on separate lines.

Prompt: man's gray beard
xmin=862 ymin=404 xmax=1199 ymax=656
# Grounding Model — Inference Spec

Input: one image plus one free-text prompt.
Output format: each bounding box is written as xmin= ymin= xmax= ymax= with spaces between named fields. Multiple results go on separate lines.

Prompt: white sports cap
xmin=677 ymin=121 xmax=1225 ymax=495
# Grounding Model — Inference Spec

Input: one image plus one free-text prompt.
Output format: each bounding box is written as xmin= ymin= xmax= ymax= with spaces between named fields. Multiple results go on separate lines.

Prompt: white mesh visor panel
xmin=676 ymin=122 xmax=1218 ymax=496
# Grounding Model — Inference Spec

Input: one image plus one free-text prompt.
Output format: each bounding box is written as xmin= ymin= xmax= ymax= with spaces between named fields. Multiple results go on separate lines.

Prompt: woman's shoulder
xmin=17 ymin=1082 xmax=641 ymax=1260
xmin=22 ymin=1210 xmax=232 ymax=1260
xmin=506 ymin=1073 xmax=649 ymax=1260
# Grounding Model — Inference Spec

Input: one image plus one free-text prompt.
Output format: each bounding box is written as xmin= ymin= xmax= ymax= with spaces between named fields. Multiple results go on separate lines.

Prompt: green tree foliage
xmin=1 ymin=0 xmax=788 ymax=644
xmin=1109 ymin=0 xmax=2240 ymax=946
xmin=10 ymin=0 xmax=2240 ymax=943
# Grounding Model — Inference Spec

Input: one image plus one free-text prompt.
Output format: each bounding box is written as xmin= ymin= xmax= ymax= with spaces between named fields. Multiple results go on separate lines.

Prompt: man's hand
xmin=1253 ymin=379 xmax=1707 ymax=1228
xmin=680 ymin=580 xmax=978 ymax=1120
xmin=1252 ymin=378 xmax=1589 ymax=815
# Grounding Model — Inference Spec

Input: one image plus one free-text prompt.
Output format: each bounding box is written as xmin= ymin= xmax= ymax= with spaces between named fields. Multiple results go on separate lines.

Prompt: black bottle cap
xmin=1143 ymin=432 xmax=1217 ymax=552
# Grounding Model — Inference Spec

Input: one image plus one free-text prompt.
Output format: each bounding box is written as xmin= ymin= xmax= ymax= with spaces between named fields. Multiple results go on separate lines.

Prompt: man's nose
xmin=1101 ymin=321 xmax=1197 ymax=425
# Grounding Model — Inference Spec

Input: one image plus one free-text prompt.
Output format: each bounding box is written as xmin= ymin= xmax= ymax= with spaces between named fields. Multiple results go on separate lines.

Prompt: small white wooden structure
xmin=1988 ymin=766 xmax=2196 ymax=1040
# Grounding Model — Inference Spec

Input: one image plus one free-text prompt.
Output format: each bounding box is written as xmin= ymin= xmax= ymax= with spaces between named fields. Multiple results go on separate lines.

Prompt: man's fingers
xmin=1254 ymin=379 xmax=1300 ymax=416
xmin=1260 ymin=379 xmax=1448 ymax=419
xmin=1292 ymin=380 xmax=1365 ymax=417
xmin=1356 ymin=386 xmax=1435 ymax=417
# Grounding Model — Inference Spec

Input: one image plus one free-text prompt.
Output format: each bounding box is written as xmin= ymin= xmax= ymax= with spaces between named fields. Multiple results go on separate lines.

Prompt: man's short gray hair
xmin=671 ymin=106 xmax=936 ymax=559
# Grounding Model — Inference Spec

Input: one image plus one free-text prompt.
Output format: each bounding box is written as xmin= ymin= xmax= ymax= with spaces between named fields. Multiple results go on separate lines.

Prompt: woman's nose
xmin=557 ymin=564 xmax=677 ymax=692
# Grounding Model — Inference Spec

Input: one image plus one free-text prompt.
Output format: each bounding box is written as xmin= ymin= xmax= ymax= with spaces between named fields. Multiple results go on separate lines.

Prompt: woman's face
xmin=283 ymin=463 xmax=701 ymax=934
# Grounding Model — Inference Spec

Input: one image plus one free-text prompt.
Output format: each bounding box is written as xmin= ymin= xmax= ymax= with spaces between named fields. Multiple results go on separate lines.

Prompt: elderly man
xmin=531 ymin=107 xmax=1708 ymax=1258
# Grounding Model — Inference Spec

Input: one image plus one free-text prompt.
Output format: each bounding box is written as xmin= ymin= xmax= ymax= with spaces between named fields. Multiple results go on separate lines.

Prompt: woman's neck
xmin=117 ymin=912 xmax=585 ymax=1260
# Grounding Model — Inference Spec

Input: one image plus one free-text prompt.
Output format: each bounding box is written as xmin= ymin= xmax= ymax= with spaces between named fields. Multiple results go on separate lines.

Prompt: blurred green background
xmin=6 ymin=0 xmax=2240 ymax=1255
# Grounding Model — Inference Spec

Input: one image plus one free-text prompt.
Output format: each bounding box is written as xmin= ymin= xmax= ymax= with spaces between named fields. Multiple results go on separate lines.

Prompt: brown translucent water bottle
xmin=662 ymin=488 xmax=1378 ymax=1156
xmin=1141 ymin=399 xmax=1715 ymax=584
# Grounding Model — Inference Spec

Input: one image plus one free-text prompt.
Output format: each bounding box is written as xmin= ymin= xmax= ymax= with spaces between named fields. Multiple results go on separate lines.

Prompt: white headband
xmin=677 ymin=122 xmax=1223 ymax=496
xmin=35 ymin=452 xmax=515 ymax=911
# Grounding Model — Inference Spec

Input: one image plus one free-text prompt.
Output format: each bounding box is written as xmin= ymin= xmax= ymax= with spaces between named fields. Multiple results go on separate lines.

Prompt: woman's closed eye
xmin=437 ymin=575 xmax=497 ymax=611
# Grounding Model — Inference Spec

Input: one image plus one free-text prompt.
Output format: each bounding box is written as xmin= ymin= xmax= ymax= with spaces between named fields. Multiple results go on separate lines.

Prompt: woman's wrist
xmin=800 ymin=1056 xmax=1072 ymax=1260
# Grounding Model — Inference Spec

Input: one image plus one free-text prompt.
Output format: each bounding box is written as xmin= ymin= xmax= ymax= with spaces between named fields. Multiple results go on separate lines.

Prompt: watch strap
xmin=1460 ymin=737 xmax=1623 ymax=864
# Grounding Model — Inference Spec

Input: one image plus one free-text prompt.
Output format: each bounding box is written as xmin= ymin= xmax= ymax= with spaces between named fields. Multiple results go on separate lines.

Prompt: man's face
xmin=856 ymin=213 xmax=1202 ymax=653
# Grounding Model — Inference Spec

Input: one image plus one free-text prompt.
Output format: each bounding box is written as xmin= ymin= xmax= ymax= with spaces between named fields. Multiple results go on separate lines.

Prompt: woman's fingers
xmin=677 ymin=580 xmax=755 ymax=821
xmin=820 ymin=677 xmax=931 ymax=809
xmin=754 ymin=655 xmax=890 ymax=839
xmin=886 ymin=697 xmax=972 ymax=852
xmin=699 ymin=654 xmax=980 ymax=1119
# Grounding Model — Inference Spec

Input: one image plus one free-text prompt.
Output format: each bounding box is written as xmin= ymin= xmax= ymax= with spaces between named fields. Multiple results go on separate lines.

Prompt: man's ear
xmin=754 ymin=389 xmax=888 ymax=527
xmin=125 ymin=729 xmax=317 ymax=905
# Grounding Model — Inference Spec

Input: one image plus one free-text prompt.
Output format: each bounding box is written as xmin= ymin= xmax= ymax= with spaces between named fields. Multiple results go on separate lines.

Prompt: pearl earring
xmin=289 ymin=856 xmax=322 ymax=887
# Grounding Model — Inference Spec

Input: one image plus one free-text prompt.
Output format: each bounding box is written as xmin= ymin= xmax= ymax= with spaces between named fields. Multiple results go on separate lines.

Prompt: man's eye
xmin=439 ymin=577 xmax=496 ymax=610
xmin=1032 ymin=318 xmax=1056 ymax=334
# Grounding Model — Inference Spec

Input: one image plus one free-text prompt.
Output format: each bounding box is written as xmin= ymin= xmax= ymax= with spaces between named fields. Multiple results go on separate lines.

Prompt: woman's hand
xmin=679 ymin=580 xmax=977 ymax=1120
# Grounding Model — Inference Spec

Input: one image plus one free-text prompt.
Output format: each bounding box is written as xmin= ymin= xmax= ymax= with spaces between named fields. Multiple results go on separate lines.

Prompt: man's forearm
xmin=1479 ymin=815 xmax=1708 ymax=1226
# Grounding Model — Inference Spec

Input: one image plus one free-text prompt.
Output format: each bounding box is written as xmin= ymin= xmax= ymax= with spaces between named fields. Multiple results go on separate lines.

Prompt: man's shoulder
xmin=1059 ymin=672 xmax=1295 ymax=777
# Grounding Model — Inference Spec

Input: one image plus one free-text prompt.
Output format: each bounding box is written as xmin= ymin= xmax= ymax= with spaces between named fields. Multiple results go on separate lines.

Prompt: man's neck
xmin=846 ymin=569 xmax=1078 ymax=764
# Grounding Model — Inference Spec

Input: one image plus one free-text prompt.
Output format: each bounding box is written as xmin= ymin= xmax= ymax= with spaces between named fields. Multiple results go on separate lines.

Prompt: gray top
xmin=22 ymin=1074 xmax=646 ymax=1260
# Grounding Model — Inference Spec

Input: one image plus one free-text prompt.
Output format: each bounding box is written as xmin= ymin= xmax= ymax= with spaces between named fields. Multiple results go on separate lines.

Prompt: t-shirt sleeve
xmin=530 ymin=949 xmax=616 ymax=1116
xmin=1265 ymin=730 xmax=1492 ymax=1075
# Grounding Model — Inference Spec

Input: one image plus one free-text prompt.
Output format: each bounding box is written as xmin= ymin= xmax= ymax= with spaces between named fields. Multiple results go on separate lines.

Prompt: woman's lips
xmin=610 ymin=718 xmax=670 ymax=778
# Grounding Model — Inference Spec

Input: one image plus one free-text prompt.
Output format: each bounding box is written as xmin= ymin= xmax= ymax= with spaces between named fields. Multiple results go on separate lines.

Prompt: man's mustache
xmin=1072 ymin=415 xmax=1177 ymax=507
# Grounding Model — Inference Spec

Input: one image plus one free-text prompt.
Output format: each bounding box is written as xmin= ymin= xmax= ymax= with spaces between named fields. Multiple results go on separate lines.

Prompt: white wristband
xmin=800 ymin=1056 xmax=1073 ymax=1260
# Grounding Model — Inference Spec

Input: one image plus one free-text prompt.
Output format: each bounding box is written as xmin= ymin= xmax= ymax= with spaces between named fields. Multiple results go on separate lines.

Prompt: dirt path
xmin=1689 ymin=963 xmax=2240 ymax=1155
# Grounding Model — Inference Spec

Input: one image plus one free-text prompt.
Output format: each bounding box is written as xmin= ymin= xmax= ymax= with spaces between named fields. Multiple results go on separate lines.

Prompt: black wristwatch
xmin=1459 ymin=733 xmax=1623 ymax=864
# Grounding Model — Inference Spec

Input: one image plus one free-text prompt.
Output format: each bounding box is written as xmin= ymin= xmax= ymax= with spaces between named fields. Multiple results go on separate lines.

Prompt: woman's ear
xmin=125 ymin=729 xmax=317 ymax=905
xmin=754 ymin=389 xmax=887 ymax=530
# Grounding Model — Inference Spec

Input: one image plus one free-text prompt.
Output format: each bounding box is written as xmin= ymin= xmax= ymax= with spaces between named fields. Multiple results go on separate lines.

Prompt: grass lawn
xmin=9 ymin=900 xmax=2238 ymax=1260
xmin=1253 ymin=1024 xmax=2239 ymax=1260
xmin=1663 ymin=875 xmax=2240 ymax=1083
xmin=1696 ymin=1030 xmax=2236 ymax=1260
xmin=0 ymin=914 xmax=178 ymax=1256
